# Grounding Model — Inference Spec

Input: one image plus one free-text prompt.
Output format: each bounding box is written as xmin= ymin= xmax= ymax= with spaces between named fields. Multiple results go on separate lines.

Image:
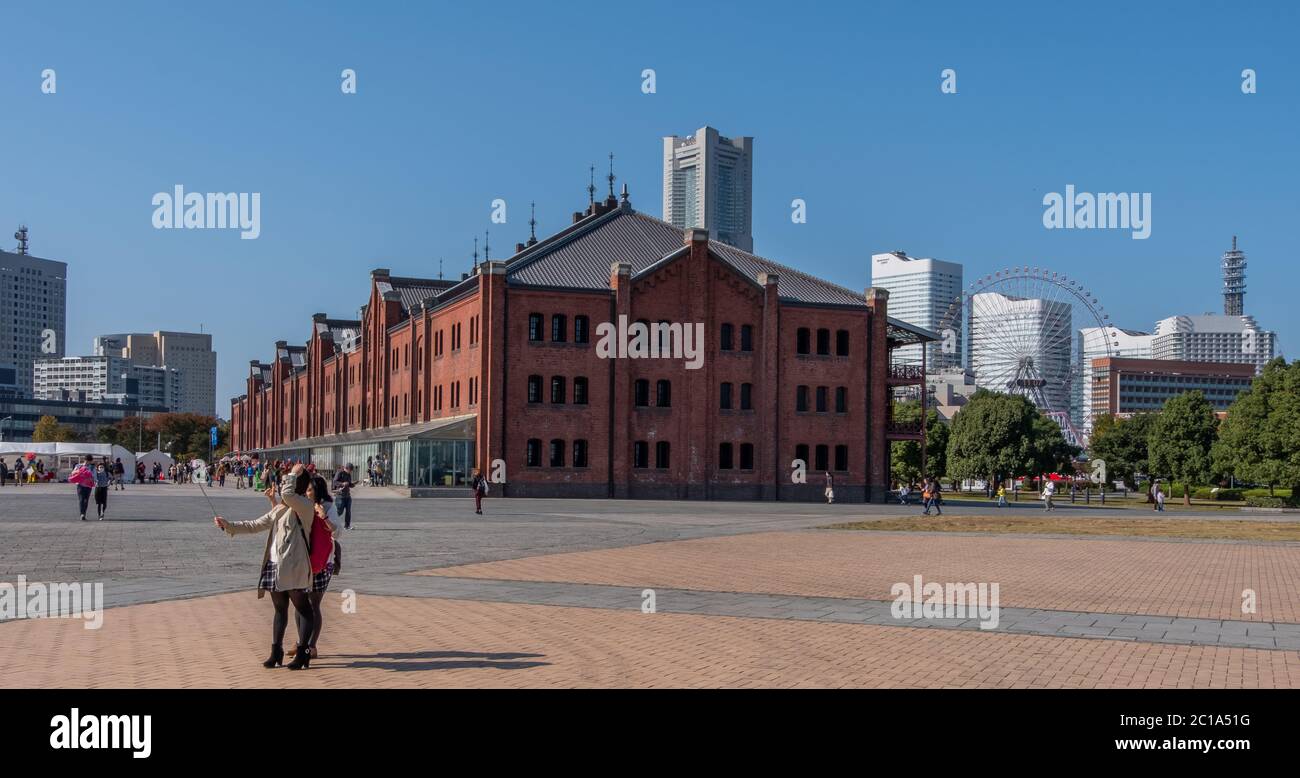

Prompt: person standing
xmin=1154 ymin=481 xmax=1166 ymax=512
xmin=287 ymin=475 xmax=341 ymax=662
xmin=470 ymin=468 xmax=488 ymax=515
xmin=823 ymin=472 xmax=835 ymax=505
xmin=213 ymin=464 xmax=318 ymax=670
xmin=69 ymin=455 xmax=95 ymax=521
xmin=1042 ymin=478 xmax=1057 ymax=512
xmin=0 ymin=458 xmax=7 ymax=488
xmin=332 ymin=463 xmax=355 ymax=529
xmin=112 ymin=458 xmax=126 ymax=491
xmin=997 ymin=484 xmax=1007 ymax=508
xmin=93 ymin=461 xmax=111 ymax=519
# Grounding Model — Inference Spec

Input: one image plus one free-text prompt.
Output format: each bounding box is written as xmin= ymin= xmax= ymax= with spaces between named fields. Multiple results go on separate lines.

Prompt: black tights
xmin=295 ymin=591 xmax=326 ymax=650
xmin=270 ymin=590 xmax=313 ymax=648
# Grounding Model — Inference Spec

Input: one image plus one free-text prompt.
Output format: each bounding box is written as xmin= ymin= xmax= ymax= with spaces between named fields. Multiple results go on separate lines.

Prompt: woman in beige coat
xmin=214 ymin=463 xmax=319 ymax=670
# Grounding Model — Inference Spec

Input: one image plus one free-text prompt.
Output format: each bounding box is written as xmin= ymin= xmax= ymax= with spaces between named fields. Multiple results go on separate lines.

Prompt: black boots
xmin=263 ymin=644 xmax=284 ymax=668
xmin=286 ymin=645 xmax=311 ymax=670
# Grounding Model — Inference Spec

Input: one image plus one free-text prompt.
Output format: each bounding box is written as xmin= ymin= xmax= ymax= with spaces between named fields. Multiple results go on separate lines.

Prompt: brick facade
xmin=230 ymin=195 xmax=923 ymax=501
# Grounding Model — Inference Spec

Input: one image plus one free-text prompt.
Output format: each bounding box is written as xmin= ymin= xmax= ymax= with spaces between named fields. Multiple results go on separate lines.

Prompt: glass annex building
xmin=254 ymin=414 xmax=476 ymax=490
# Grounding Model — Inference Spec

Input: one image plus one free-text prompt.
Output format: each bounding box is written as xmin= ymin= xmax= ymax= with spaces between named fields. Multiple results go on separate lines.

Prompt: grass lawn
xmin=823 ymin=515 xmax=1300 ymax=541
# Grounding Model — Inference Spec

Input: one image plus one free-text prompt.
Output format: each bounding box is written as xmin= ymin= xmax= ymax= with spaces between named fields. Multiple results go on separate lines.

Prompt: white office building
xmin=1 ymin=241 xmax=67 ymax=398
xmin=870 ymin=251 xmax=963 ymax=369
xmin=33 ymin=355 xmax=183 ymax=411
xmin=1151 ymin=314 xmax=1275 ymax=373
xmin=1076 ymin=327 xmax=1155 ymax=432
xmin=969 ymin=292 xmax=1073 ymax=417
xmin=663 ymin=126 xmax=754 ymax=252
xmin=96 ymin=330 xmax=216 ymax=415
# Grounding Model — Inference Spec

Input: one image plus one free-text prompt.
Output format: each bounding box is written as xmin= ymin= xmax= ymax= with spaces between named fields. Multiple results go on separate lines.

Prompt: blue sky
xmin=2 ymin=0 xmax=1296 ymax=412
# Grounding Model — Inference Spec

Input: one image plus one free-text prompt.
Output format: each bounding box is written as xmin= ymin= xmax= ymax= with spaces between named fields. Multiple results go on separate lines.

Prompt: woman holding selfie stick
xmin=213 ymin=463 xmax=319 ymax=670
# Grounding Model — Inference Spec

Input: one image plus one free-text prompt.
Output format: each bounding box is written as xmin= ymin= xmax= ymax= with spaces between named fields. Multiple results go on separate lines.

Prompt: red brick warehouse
xmin=229 ymin=188 xmax=934 ymax=501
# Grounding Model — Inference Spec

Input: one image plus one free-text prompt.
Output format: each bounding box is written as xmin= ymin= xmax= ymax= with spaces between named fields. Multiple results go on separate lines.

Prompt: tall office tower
xmin=1222 ymin=236 xmax=1246 ymax=317
xmin=870 ymin=251 xmax=963 ymax=369
xmin=96 ymin=330 xmax=216 ymax=415
xmin=1152 ymin=313 xmax=1275 ymax=374
xmin=0 ymin=231 xmax=68 ymax=398
xmin=663 ymin=126 xmax=754 ymax=251
xmin=969 ymin=292 xmax=1073 ymax=417
xmin=1076 ymin=327 xmax=1154 ymax=432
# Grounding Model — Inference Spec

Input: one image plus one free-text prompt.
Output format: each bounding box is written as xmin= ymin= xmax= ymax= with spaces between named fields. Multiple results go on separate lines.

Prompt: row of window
xmin=794 ymin=443 xmax=850 ymax=472
xmin=528 ymin=375 xmax=589 ymax=405
xmin=796 ymin=385 xmax=849 ymax=413
xmin=529 ymin=314 xmax=591 ymax=344
xmin=526 ymin=438 xmax=590 ymax=468
xmin=797 ymin=328 xmax=850 ymax=357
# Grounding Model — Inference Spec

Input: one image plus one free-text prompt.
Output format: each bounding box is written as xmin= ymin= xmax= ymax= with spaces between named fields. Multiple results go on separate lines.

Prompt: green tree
xmin=150 ymin=412 xmax=222 ymax=461
xmin=1214 ymin=358 xmax=1300 ymax=499
xmin=1088 ymin=412 xmax=1157 ymax=488
xmin=946 ymin=389 xmax=1077 ymax=487
xmin=1148 ymin=390 xmax=1218 ymax=506
xmin=890 ymin=401 xmax=948 ymax=486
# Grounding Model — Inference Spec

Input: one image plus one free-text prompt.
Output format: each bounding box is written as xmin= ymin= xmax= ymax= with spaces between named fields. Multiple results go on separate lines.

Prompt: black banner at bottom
xmin=2 ymin=688 xmax=1284 ymax=765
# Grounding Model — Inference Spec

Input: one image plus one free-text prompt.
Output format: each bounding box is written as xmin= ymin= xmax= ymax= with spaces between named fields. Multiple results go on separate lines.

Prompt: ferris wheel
xmin=936 ymin=267 xmax=1118 ymax=448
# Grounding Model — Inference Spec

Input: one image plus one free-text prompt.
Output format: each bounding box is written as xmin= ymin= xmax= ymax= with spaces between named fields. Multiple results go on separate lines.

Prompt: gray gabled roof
xmin=384 ymin=277 xmax=458 ymax=311
xmin=505 ymin=208 xmax=868 ymax=307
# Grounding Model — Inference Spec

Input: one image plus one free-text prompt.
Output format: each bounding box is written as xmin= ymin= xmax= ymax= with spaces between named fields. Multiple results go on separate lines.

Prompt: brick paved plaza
xmin=3 ymin=484 xmax=1299 ymax=688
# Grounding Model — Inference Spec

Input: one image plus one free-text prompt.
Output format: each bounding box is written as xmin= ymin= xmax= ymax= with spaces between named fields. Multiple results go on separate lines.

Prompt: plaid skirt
xmin=310 ymin=561 xmax=333 ymax=593
xmin=257 ymin=559 xmax=278 ymax=591
xmin=260 ymin=559 xmax=331 ymax=592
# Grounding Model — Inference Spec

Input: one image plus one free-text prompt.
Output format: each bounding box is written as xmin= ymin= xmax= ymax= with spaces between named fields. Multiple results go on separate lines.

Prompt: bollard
xmin=1086 ymin=487 xmax=1091 ymax=504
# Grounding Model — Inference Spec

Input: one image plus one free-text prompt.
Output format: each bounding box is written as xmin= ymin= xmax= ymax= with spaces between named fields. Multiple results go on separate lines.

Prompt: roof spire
xmin=473 ymin=236 xmax=479 ymax=269
xmin=439 ymin=256 xmax=444 ymax=280
xmin=607 ymin=152 xmax=616 ymax=199
xmin=528 ymin=201 xmax=538 ymax=245
xmin=587 ymin=165 xmax=596 ymax=207
xmin=484 ymin=230 xmax=490 ymax=262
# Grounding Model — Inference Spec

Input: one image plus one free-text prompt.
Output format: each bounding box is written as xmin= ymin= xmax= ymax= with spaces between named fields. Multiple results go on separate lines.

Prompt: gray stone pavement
xmin=5 ymin=483 xmax=1300 ymax=653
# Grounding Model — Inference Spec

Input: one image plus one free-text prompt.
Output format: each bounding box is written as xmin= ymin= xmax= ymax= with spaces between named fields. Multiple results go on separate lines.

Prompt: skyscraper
xmin=870 ymin=251 xmax=963 ymax=369
xmin=96 ymin=331 xmax=217 ymax=415
xmin=0 ymin=231 xmax=68 ymax=398
xmin=663 ymin=126 xmax=753 ymax=251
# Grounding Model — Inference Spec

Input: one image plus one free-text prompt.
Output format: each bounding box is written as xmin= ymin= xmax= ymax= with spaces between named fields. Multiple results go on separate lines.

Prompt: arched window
xmin=634 ymin=379 xmax=649 ymax=407
xmin=740 ymin=383 xmax=753 ymax=410
xmin=795 ymin=444 xmax=810 ymax=466
xmin=719 ymin=443 xmax=734 ymax=470
xmin=656 ymin=379 xmax=671 ymax=407
xmin=815 ymin=445 xmax=829 ymax=472
xmin=574 ymin=315 xmax=590 ymax=344
xmin=573 ymin=377 xmax=589 ymax=405
xmin=721 ymin=323 xmax=734 ymax=351
xmin=549 ymin=439 xmax=565 ymax=467
xmin=720 ymin=382 xmax=733 ymax=410
xmin=740 ymin=443 xmax=754 ymax=470
xmin=655 ymin=441 xmax=671 ymax=469
xmin=835 ymin=386 xmax=847 ymax=413
xmin=740 ymin=324 xmax=754 ymax=352
xmin=816 ymin=328 xmax=831 ymax=355
xmin=551 ymin=314 xmax=567 ymax=343
xmin=834 ymin=445 xmax=848 ymax=472
xmin=816 ymin=386 xmax=828 ymax=413
xmin=550 ymin=376 xmax=566 ymax=404
xmin=796 ymin=385 xmax=809 ymax=412
xmin=526 ymin=439 xmax=541 ymax=467
xmin=528 ymin=314 xmax=543 ymax=342
xmin=836 ymin=329 xmax=850 ymax=356
xmin=573 ymin=440 xmax=589 ymax=468
xmin=527 ymin=375 xmax=542 ymax=404
xmin=633 ymin=441 xmax=649 ymax=469
xmin=796 ymin=327 xmax=810 ymax=354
